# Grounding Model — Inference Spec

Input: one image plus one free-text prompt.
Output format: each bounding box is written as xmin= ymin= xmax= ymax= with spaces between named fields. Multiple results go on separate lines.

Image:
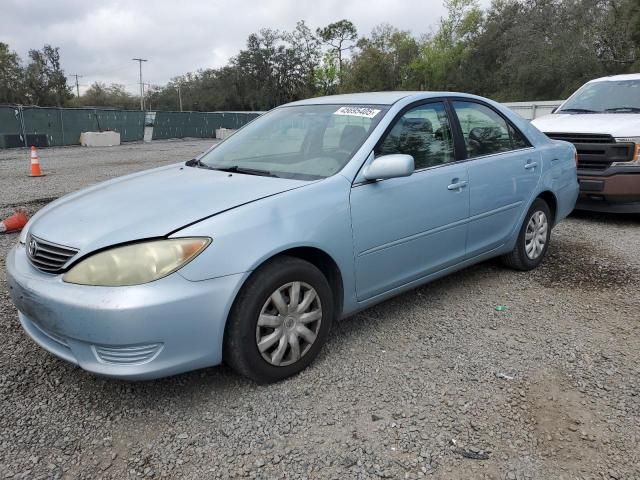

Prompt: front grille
xmin=545 ymin=132 xmax=634 ymax=171
xmin=545 ymin=133 xmax=615 ymax=144
xmin=94 ymin=343 xmax=163 ymax=365
xmin=26 ymin=234 xmax=78 ymax=274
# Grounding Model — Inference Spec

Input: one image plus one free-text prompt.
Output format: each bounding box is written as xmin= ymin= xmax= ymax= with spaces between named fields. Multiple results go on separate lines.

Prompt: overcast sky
xmin=2 ymin=0 xmax=490 ymax=95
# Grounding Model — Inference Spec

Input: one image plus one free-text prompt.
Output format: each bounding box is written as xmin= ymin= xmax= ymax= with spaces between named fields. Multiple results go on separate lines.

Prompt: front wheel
xmin=501 ymin=198 xmax=552 ymax=271
xmin=223 ymin=256 xmax=334 ymax=383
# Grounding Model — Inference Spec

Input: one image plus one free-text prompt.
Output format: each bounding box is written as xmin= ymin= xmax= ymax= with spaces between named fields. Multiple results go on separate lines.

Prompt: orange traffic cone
xmin=0 ymin=208 xmax=28 ymax=233
xmin=29 ymin=146 xmax=43 ymax=177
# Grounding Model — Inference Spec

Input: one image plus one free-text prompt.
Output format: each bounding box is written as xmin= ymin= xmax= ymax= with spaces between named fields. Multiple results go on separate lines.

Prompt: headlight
xmin=612 ymin=137 xmax=640 ymax=166
xmin=63 ymin=237 xmax=210 ymax=286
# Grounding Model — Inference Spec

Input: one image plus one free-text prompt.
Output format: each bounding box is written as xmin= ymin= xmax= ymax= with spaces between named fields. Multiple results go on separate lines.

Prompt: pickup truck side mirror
xmin=363 ymin=154 xmax=414 ymax=181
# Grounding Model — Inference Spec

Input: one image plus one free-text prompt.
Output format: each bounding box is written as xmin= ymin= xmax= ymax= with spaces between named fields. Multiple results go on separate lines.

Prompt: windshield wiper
xmin=185 ymin=160 xmax=277 ymax=177
xmin=211 ymin=165 xmax=278 ymax=177
xmin=558 ymin=108 xmax=600 ymax=114
xmin=604 ymin=107 xmax=640 ymax=113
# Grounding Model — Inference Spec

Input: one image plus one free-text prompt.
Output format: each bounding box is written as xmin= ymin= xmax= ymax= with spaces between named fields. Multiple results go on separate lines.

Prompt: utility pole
xmin=177 ymin=83 xmax=183 ymax=112
xmin=132 ymin=58 xmax=147 ymax=111
xmin=71 ymin=74 xmax=82 ymax=97
xmin=144 ymin=83 xmax=152 ymax=110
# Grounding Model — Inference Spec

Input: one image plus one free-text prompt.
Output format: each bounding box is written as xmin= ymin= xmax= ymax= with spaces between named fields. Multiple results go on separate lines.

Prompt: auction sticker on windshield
xmin=334 ymin=106 xmax=381 ymax=118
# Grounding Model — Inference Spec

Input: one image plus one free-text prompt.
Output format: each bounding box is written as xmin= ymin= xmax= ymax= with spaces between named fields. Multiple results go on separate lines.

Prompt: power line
xmin=131 ymin=58 xmax=148 ymax=111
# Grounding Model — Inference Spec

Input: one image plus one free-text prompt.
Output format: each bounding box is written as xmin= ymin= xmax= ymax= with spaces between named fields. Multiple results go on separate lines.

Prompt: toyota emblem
xmin=28 ymin=238 xmax=38 ymax=258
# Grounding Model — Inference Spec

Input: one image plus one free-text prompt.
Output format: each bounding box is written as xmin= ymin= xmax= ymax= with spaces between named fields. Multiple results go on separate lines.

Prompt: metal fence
xmin=1 ymin=100 xmax=562 ymax=149
xmin=0 ymin=105 xmax=146 ymax=149
xmin=502 ymin=100 xmax=564 ymax=120
xmin=151 ymin=111 xmax=262 ymax=140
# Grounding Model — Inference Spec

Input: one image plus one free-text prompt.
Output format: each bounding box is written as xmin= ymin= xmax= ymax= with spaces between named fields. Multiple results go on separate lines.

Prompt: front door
xmin=349 ymin=101 xmax=470 ymax=301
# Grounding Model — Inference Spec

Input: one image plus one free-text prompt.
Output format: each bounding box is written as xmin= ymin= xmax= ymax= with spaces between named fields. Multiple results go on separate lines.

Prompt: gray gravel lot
xmin=1 ymin=141 xmax=639 ymax=480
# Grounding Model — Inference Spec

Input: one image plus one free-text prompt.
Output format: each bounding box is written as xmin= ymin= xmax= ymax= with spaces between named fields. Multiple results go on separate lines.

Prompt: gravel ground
xmin=0 ymin=141 xmax=639 ymax=480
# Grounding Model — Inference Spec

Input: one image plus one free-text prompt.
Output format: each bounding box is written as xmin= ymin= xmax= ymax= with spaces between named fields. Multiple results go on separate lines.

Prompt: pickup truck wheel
xmin=223 ymin=256 xmax=334 ymax=383
xmin=502 ymin=198 xmax=551 ymax=271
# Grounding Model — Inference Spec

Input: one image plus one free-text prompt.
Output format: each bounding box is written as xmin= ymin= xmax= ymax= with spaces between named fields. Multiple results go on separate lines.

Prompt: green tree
xmin=315 ymin=52 xmax=339 ymax=95
xmin=75 ymin=82 xmax=139 ymax=110
xmin=0 ymin=42 xmax=24 ymax=104
xmin=316 ymin=20 xmax=358 ymax=82
xmin=593 ymin=0 xmax=639 ymax=68
xmin=286 ymin=21 xmax=322 ymax=96
xmin=342 ymin=24 xmax=420 ymax=92
xmin=24 ymin=45 xmax=72 ymax=106
xmin=405 ymin=0 xmax=482 ymax=91
xmin=459 ymin=0 xmax=621 ymax=100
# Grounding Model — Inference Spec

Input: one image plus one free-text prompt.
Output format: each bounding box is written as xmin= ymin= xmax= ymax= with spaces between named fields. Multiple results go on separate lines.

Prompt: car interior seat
xmin=339 ymin=125 xmax=367 ymax=153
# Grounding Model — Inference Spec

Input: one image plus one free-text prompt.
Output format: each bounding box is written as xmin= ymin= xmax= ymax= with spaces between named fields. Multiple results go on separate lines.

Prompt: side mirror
xmin=363 ymin=154 xmax=414 ymax=181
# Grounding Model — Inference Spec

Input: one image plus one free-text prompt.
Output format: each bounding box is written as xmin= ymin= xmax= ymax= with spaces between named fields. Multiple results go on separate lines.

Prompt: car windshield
xmin=197 ymin=104 xmax=388 ymax=180
xmin=559 ymin=79 xmax=640 ymax=113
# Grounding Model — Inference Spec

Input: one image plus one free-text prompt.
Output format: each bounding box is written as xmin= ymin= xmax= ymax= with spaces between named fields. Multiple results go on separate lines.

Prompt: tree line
xmin=1 ymin=0 xmax=639 ymax=112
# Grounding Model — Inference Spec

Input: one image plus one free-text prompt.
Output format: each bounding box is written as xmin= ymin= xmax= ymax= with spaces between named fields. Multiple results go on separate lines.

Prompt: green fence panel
xmin=152 ymin=111 xmax=261 ymax=140
xmin=0 ymin=106 xmax=24 ymax=148
xmin=2 ymin=107 xmax=260 ymax=147
xmin=152 ymin=111 xmax=211 ymax=140
xmin=21 ymin=107 xmax=64 ymax=147
xmin=61 ymin=109 xmax=98 ymax=145
xmin=95 ymin=110 xmax=145 ymax=142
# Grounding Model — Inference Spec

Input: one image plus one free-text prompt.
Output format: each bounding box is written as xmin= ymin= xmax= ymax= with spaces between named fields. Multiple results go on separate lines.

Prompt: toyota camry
xmin=6 ymin=92 xmax=579 ymax=383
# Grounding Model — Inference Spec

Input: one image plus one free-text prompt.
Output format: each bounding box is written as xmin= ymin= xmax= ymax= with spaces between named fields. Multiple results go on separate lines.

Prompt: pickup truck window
xmin=559 ymin=79 xmax=640 ymax=113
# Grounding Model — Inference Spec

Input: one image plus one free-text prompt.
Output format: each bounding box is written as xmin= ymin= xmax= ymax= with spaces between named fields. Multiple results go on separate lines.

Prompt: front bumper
xmin=577 ymin=169 xmax=640 ymax=213
xmin=6 ymin=243 xmax=247 ymax=380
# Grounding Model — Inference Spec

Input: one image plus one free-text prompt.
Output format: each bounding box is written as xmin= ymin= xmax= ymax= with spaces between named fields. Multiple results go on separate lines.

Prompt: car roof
xmin=589 ymin=73 xmax=640 ymax=83
xmin=283 ymin=91 xmax=475 ymax=107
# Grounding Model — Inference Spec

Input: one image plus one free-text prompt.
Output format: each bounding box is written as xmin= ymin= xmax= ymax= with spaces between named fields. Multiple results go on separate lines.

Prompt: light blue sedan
xmin=6 ymin=92 xmax=579 ymax=382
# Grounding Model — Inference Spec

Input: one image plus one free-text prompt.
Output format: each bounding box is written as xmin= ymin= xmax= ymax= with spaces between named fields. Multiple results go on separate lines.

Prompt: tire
xmin=223 ymin=255 xmax=334 ymax=383
xmin=501 ymin=198 xmax=552 ymax=271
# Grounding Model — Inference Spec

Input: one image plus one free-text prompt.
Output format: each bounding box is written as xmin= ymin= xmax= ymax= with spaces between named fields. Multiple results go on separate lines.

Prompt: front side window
xmin=199 ymin=104 xmax=388 ymax=180
xmin=452 ymin=101 xmax=529 ymax=158
xmin=375 ymin=102 xmax=455 ymax=170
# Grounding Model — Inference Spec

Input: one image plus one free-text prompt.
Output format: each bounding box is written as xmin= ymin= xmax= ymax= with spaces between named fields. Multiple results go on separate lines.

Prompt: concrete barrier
xmin=215 ymin=128 xmax=236 ymax=140
xmin=80 ymin=131 xmax=121 ymax=147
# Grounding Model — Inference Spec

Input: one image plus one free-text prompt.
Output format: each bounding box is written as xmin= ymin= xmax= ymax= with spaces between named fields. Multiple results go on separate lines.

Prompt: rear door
xmin=349 ymin=101 xmax=470 ymax=301
xmin=449 ymin=100 xmax=541 ymax=258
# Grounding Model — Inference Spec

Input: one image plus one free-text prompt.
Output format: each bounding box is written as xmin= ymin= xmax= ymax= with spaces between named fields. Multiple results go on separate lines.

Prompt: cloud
xmin=1 ymin=0 xmax=490 ymax=94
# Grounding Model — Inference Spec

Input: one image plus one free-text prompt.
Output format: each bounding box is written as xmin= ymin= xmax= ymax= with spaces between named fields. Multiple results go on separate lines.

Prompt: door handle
xmin=524 ymin=161 xmax=538 ymax=170
xmin=447 ymin=180 xmax=468 ymax=190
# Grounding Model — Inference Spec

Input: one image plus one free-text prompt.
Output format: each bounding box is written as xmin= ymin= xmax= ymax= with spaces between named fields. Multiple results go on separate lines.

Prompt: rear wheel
xmin=223 ymin=256 xmax=334 ymax=383
xmin=501 ymin=198 xmax=551 ymax=271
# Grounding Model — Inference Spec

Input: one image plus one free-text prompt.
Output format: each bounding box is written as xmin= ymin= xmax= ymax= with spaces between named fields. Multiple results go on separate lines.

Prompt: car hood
xmin=27 ymin=163 xmax=309 ymax=254
xmin=532 ymin=113 xmax=640 ymax=137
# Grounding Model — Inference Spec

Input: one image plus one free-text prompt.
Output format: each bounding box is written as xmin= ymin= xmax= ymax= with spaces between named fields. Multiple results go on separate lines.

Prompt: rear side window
xmin=452 ymin=101 xmax=530 ymax=158
xmin=375 ymin=102 xmax=455 ymax=170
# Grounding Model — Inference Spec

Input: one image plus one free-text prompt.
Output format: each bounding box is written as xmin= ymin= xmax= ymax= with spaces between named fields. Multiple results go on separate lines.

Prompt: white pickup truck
xmin=532 ymin=74 xmax=640 ymax=213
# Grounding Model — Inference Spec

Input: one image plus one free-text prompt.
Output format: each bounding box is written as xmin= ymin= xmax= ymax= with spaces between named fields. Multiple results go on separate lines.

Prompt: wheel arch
xmin=537 ymin=190 xmax=558 ymax=226
xmin=278 ymin=247 xmax=344 ymax=317
xmin=231 ymin=245 xmax=345 ymax=321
